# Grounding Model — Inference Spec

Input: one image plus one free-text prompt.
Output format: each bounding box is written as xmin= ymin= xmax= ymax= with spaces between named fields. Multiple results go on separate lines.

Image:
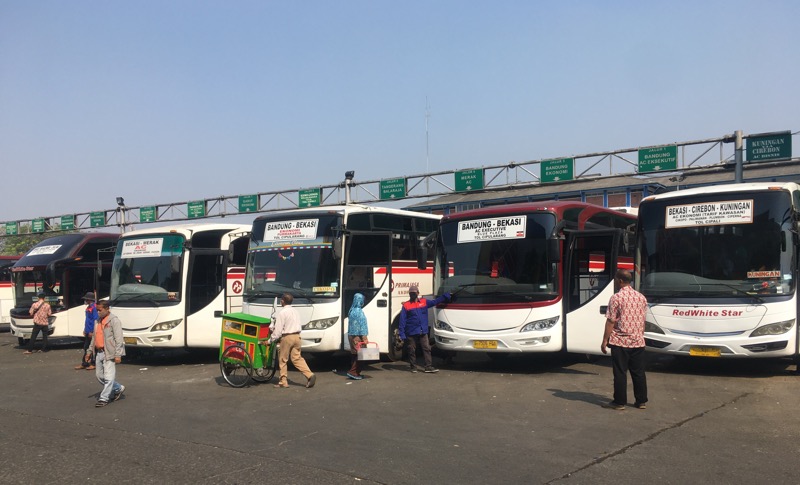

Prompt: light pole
xmin=116 ymin=197 xmax=127 ymax=234
xmin=344 ymin=171 xmax=355 ymax=205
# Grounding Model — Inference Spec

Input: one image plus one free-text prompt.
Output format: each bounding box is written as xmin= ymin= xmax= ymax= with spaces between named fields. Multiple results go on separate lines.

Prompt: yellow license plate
xmin=473 ymin=340 xmax=498 ymax=349
xmin=124 ymin=337 xmax=138 ymax=345
xmin=689 ymin=346 xmax=720 ymax=357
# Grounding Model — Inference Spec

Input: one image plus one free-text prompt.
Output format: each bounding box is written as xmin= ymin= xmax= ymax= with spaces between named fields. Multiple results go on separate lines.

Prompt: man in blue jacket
xmin=398 ymin=285 xmax=451 ymax=373
xmin=74 ymin=292 xmax=98 ymax=370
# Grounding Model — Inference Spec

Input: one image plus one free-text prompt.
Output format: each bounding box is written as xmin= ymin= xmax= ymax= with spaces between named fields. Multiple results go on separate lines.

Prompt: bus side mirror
xmin=45 ymin=262 xmax=57 ymax=288
xmin=417 ymin=248 xmax=428 ymax=270
xmin=547 ymin=238 xmax=561 ymax=263
xmin=171 ymin=254 xmax=180 ymax=274
xmin=97 ymin=259 xmax=103 ymax=278
xmin=332 ymin=237 xmax=343 ymax=260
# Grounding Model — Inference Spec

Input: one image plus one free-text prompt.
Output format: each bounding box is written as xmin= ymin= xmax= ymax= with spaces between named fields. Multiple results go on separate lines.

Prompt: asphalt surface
xmin=1 ymin=326 xmax=799 ymax=485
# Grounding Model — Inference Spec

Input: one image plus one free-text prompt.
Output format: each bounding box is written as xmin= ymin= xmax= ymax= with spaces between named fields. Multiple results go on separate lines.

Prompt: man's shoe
xmin=410 ymin=365 xmax=418 ymax=373
xmin=74 ymin=365 xmax=86 ymax=370
xmin=423 ymin=366 xmax=439 ymax=373
xmin=86 ymin=365 xmax=96 ymax=370
xmin=346 ymin=373 xmax=364 ymax=380
xmin=113 ymin=385 xmax=125 ymax=402
xmin=95 ymin=400 xmax=109 ymax=408
xmin=602 ymin=401 xmax=626 ymax=411
xmin=306 ymin=374 xmax=316 ymax=388
xmin=634 ymin=402 xmax=647 ymax=410
xmin=23 ymin=351 xmax=33 ymax=355
xmin=273 ymin=383 xmax=289 ymax=389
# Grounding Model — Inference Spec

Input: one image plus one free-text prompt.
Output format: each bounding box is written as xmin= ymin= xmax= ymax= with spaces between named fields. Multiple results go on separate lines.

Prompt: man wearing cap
xmin=23 ymin=293 xmax=52 ymax=354
xmin=398 ymin=285 xmax=451 ymax=373
xmin=75 ymin=292 xmax=98 ymax=370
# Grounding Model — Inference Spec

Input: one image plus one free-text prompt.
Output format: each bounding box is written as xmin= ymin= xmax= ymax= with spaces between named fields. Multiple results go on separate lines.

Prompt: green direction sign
xmin=299 ymin=188 xmax=321 ymax=207
xmin=455 ymin=169 xmax=484 ymax=192
xmin=188 ymin=201 xmax=206 ymax=218
xmin=5 ymin=222 xmax=18 ymax=235
xmin=380 ymin=178 xmax=407 ymax=200
xmin=747 ymin=132 xmax=792 ymax=162
xmin=638 ymin=145 xmax=678 ymax=173
xmin=32 ymin=218 xmax=46 ymax=233
xmin=90 ymin=212 xmax=105 ymax=227
xmin=60 ymin=215 xmax=75 ymax=231
xmin=140 ymin=206 xmax=157 ymax=223
xmin=540 ymin=158 xmax=574 ymax=183
xmin=239 ymin=194 xmax=258 ymax=213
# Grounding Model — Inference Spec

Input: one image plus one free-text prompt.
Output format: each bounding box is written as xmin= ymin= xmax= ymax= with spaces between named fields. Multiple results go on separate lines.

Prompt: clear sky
xmin=1 ymin=0 xmax=798 ymax=222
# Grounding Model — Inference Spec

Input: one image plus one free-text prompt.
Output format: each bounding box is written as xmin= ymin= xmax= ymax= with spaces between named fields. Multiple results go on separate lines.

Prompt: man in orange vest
xmin=85 ymin=300 xmax=126 ymax=407
xmin=398 ymin=285 xmax=451 ymax=373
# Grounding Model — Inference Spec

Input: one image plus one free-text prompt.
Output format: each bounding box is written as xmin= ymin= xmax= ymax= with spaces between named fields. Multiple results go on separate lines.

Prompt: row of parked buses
xmin=5 ymin=181 xmax=800 ymax=362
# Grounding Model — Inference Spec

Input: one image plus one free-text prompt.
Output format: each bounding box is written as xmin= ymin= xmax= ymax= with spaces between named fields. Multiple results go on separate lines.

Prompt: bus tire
xmin=386 ymin=319 xmax=405 ymax=362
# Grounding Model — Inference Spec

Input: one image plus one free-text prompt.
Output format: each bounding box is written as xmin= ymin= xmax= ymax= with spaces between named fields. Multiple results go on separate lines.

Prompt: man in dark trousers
xmin=398 ymin=285 xmax=451 ymax=373
xmin=601 ymin=269 xmax=649 ymax=410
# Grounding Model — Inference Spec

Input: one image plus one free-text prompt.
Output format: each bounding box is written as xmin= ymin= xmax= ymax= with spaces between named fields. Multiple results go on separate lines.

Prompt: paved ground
xmin=1 ymin=326 xmax=799 ymax=484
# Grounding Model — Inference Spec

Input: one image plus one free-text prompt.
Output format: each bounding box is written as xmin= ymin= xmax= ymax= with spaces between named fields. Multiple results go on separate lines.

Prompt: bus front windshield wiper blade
xmin=691 ymin=283 xmax=764 ymax=304
xmin=109 ymin=292 xmax=161 ymax=307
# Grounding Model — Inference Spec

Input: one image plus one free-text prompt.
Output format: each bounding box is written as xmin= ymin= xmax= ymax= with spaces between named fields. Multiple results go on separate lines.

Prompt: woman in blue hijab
xmin=347 ymin=293 xmax=369 ymax=380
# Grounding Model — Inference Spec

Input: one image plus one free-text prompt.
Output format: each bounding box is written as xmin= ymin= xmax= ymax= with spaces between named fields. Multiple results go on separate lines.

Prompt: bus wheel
xmin=386 ymin=320 xmax=405 ymax=362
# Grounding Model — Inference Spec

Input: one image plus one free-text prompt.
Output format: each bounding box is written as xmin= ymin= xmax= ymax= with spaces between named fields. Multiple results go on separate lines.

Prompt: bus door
xmin=564 ymin=230 xmax=621 ymax=355
xmin=343 ymin=231 xmax=392 ymax=353
xmin=185 ymin=249 xmax=226 ymax=348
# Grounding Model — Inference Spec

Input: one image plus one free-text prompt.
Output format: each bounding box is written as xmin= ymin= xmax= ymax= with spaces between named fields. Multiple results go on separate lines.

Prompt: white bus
xmin=242 ymin=205 xmax=441 ymax=360
xmin=1 ymin=256 xmax=20 ymax=324
xmin=429 ymin=201 xmax=635 ymax=356
xmin=9 ymin=233 xmax=118 ymax=345
xmin=111 ymin=224 xmax=250 ymax=350
xmin=637 ymin=182 xmax=800 ymax=358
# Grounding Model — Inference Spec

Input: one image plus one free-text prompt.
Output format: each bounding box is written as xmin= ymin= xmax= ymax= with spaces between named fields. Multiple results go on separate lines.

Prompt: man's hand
xmin=601 ymin=339 xmax=608 ymax=354
xmin=114 ymin=356 xmax=121 ymax=364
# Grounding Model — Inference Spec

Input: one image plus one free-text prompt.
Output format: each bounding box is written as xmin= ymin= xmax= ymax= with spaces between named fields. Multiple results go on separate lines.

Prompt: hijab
xmin=347 ymin=293 xmax=368 ymax=336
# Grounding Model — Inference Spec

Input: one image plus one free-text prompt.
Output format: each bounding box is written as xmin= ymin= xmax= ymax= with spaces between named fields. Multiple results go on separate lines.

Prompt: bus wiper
xmin=692 ymin=283 xmax=764 ymax=304
xmin=257 ymin=282 xmax=316 ymax=303
xmin=244 ymin=291 xmax=282 ymax=302
xmin=450 ymin=282 xmax=498 ymax=296
xmin=109 ymin=292 xmax=160 ymax=307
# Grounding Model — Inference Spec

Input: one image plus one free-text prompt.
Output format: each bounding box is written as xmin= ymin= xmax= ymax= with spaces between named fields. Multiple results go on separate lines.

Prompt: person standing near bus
xmin=75 ymin=292 xmax=98 ymax=370
xmin=23 ymin=293 xmax=51 ymax=354
xmin=270 ymin=293 xmax=316 ymax=389
xmin=85 ymin=300 xmax=126 ymax=407
xmin=398 ymin=285 xmax=451 ymax=373
xmin=346 ymin=293 xmax=368 ymax=380
xmin=600 ymin=269 xmax=648 ymax=410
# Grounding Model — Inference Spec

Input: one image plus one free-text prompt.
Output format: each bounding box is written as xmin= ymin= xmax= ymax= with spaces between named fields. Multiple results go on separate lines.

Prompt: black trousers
xmin=406 ymin=334 xmax=432 ymax=368
xmin=26 ymin=324 xmax=49 ymax=352
xmin=609 ymin=345 xmax=647 ymax=405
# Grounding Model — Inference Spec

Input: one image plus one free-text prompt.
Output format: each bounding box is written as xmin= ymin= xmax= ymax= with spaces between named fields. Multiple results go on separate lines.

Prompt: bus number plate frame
xmin=689 ymin=346 xmax=720 ymax=357
xmin=473 ymin=340 xmax=498 ymax=350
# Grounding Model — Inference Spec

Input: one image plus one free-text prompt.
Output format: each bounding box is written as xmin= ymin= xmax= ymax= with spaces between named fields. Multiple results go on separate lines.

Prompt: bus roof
xmin=119 ymin=223 xmax=250 ymax=238
xmin=641 ymin=182 xmax=800 ymax=203
xmin=441 ymin=200 xmax=633 ymax=223
xmin=13 ymin=232 xmax=118 ymax=269
xmin=252 ymin=204 xmax=441 ymax=222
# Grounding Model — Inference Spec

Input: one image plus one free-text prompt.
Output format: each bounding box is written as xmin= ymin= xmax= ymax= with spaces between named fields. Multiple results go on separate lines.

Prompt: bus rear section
xmin=0 ymin=257 xmax=20 ymax=324
xmin=637 ymin=183 xmax=799 ymax=358
xmin=8 ymin=233 xmax=117 ymax=344
xmin=112 ymin=224 xmax=250 ymax=350
xmin=432 ymin=202 xmax=635 ymax=356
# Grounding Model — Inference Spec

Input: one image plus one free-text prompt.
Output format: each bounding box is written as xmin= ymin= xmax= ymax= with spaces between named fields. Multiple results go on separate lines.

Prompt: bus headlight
xmin=434 ymin=320 xmax=453 ymax=332
xmin=151 ymin=319 xmax=182 ymax=332
xmin=644 ymin=320 xmax=664 ymax=335
xmin=750 ymin=319 xmax=795 ymax=337
xmin=521 ymin=317 xmax=558 ymax=332
xmin=303 ymin=316 xmax=338 ymax=330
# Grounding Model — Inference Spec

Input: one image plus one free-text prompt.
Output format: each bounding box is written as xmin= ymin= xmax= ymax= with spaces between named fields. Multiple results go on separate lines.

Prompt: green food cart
xmin=219 ymin=312 xmax=277 ymax=387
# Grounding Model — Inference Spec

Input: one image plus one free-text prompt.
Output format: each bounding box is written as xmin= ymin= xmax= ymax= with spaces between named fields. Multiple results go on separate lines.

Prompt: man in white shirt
xmin=271 ymin=293 xmax=316 ymax=389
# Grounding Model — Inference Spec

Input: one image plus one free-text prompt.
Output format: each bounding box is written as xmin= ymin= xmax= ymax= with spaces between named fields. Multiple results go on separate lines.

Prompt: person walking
xmin=398 ymin=285 xmax=451 ymax=373
xmin=24 ymin=293 xmax=52 ymax=354
xmin=75 ymin=292 xmax=98 ymax=370
xmin=601 ymin=269 xmax=649 ymax=410
xmin=270 ymin=293 xmax=316 ymax=389
xmin=85 ymin=300 xmax=126 ymax=407
xmin=346 ymin=293 xmax=369 ymax=380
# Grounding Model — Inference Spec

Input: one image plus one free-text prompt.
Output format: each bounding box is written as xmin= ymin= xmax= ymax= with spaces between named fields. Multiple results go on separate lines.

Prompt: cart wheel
xmin=252 ymin=345 xmax=278 ymax=383
xmin=220 ymin=346 xmax=253 ymax=388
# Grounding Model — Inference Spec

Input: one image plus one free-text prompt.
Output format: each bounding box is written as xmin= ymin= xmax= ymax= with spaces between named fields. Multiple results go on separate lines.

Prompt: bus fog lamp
xmin=151 ymin=319 xmax=182 ymax=332
xmin=303 ymin=316 xmax=338 ymax=330
xmin=645 ymin=320 xmax=664 ymax=335
xmin=521 ymin=317 xmax=558 ymax=332
xmin=749 ymin=319 xmax=795 ymax=337
xmin=434 ymin=320 xmax=453 ymax=332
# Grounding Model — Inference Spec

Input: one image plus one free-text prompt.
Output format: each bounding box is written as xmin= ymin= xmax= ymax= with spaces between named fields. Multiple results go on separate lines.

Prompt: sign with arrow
xmin=638 ymin=145 xmax=677 ymax=173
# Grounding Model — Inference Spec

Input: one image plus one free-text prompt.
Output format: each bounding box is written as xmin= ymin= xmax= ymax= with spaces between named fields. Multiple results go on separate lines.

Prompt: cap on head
xmin=83 ymin=291 xmax=96 ymax=301
xmin=409 ymin=285 xmax=419 ymax=294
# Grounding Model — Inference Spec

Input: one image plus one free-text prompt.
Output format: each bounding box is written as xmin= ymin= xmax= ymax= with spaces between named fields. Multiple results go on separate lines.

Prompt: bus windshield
xmin=245 ymin=214 xmax=341 ymax=301
xmin=639 ymin=190 xmax=795 ymax=299
xmin=12 ymin=270 xmax=54 ymax=308
xmin=111 ymin=234 xmax=185 ymax=304
xmin=437 ymin=212 xmax=558 ymax=303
